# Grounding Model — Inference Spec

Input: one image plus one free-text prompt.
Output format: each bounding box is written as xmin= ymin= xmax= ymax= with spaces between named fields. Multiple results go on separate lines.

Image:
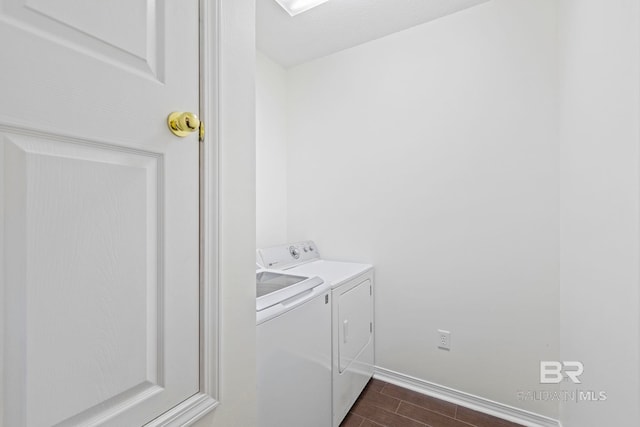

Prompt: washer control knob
xmin=289 ymin=245 xmax=300 ymax=259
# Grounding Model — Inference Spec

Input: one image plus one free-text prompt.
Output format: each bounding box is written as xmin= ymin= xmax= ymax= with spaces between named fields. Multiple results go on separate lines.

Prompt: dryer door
xmin=338 ymin=278 xmax=373 ymax=372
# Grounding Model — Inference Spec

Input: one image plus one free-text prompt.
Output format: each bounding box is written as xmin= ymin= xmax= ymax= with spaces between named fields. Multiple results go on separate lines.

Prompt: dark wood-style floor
xmin=340 ymin=379 xmax=525 ymax=427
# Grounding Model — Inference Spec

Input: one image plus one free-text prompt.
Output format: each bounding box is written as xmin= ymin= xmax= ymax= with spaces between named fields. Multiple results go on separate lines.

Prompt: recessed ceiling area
xmin=256 ymin=0 xmax=489 ymax=68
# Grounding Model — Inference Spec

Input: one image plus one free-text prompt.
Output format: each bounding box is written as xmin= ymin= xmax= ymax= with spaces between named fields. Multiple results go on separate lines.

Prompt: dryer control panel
xmin=258 ymin=240 xmax=320 ymax=269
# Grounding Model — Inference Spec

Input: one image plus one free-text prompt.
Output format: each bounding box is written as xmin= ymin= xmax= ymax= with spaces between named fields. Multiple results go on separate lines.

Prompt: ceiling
xmin=256 ymin=0 xmax=489 ymax=68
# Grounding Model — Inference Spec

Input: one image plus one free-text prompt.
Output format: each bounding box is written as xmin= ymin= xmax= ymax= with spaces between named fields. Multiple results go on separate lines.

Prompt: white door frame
xmin=145 ymin=1 xmax=221 ymax=425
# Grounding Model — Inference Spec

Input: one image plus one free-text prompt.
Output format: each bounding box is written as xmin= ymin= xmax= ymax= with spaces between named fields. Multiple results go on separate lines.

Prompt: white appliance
xmin=257 ymin=241 xmax=374 ymax=427
xmin=256 ymin=268 xmax=332 ymax=427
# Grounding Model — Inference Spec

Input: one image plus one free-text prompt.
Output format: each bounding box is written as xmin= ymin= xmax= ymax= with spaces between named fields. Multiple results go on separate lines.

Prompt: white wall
xmin=285 ymin=0 xmax=559 ymax=417
xmin=558 ymin=0 xmax=640 ymax=426
xmin=256 ymin=52 xmax=288 ymax=248
xmin=195 ymin=0 xmax=257 ymax=425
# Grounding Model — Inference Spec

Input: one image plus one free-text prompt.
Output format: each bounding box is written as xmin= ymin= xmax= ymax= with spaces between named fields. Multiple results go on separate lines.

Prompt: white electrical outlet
xmin=437 ymin=329 xmax=451 ymax=350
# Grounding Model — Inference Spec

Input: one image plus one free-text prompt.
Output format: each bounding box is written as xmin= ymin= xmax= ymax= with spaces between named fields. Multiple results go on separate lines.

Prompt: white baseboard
xmin=374 ymin=367 xmax=562 ymax=427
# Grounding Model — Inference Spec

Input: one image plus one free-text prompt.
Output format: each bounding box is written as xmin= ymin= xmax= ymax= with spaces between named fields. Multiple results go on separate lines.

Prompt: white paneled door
xmin=0 ymin=1 xmax=201 ymax=425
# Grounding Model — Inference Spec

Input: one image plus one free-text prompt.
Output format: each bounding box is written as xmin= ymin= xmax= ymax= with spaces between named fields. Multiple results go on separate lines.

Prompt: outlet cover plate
xmin=437 ymin=329 xmax=451 ymax=350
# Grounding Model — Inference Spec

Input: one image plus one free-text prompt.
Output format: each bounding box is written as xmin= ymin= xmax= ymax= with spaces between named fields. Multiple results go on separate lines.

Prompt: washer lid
xmin=256 ymin=271 xmax=324 ymax=311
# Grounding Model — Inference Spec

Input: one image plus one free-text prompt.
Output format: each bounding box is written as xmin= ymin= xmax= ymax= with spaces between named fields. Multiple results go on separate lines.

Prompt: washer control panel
xmin=258 ymin=240 xmax=320 ymax=269
xmin=289 ymin=245 xmax=300 ymax=259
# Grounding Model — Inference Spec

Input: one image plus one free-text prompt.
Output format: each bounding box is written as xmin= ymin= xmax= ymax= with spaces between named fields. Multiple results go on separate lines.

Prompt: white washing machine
xmin=258 ymin=241 xmax=374 ymax=427
xmin=256 ymin=268 xmax=332 ymax=427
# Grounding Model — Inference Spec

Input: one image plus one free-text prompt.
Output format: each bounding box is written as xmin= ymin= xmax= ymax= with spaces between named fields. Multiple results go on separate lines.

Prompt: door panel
xmin=4 ymin=132 xmax=163 ymax=426
xmin=0 ymin=0 xmax=200 ymax=425
xmin=1 ymin=0 xmax=165 ymax=79
xmin=0 ymin=0 xmax=195 ymax=141
xmin=338 ymin=278 xmax=372 ymax=373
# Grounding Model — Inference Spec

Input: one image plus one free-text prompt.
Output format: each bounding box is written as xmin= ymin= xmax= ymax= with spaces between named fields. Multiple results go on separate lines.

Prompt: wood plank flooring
xmin=340 ymin=379 xmax=525 ymax=427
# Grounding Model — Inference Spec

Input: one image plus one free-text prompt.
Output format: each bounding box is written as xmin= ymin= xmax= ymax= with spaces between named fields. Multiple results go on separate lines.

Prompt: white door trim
xmin=144 ymin=1 xmax=221 ymax=425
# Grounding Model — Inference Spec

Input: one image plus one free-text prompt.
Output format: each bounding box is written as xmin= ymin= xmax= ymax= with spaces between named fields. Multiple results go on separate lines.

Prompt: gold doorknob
xmin=167 ymin=112 xmax=200 ymax=137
